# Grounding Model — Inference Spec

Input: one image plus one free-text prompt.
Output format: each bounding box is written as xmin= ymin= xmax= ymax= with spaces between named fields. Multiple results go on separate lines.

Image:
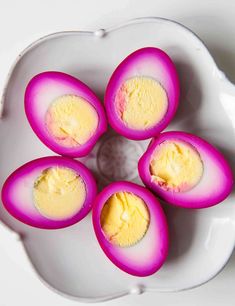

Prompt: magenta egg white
xmin=92 ymin=181 xmax=169 ymax=277
xmin=138 ymin=131 xmax=234 ymax=208
xmin=105 ymin=47 xmax=180 ymax=140
xmin=25 ymin=71 xmax=107 ymax=157
xmin=1 ymin=156 xmax=97 ymax=229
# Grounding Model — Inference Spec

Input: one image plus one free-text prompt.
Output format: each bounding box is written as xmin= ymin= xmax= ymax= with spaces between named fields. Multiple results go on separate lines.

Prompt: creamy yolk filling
xmin=46 ymin=95 xmax=98 ymax=147
xmin=115 ymin=77 xmax=168 ymax=130
xmin=33 ymin=167 xmax=86 ymax=220
xmin=100 ymin=191 xmax=150 ymax=247
xmin=150 ymin=141 xmax=203 ymax=192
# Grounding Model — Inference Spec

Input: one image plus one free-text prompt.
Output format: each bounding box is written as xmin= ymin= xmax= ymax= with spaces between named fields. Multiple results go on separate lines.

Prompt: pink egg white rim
xmin=138 ymin=131 xmax=234 ymax=208
xmin=92 ymin=181 xmax=169 ymax=277
xmin=1 ymin=156 xmax=97 ymax=229
xmin=104 ymin=47 xmax=180 ymax=140
xmin=25 ymin=71 xmax=107 ymax=157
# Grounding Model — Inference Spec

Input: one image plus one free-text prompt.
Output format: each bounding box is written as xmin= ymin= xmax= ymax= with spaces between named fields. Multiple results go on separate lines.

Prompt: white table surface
xmin=0 ymin=0 xmax=235 ymax=305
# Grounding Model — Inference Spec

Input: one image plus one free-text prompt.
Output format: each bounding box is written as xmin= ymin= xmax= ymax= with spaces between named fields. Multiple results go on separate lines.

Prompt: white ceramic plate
xmin=0 ymin=17 xmax=235 ymax=302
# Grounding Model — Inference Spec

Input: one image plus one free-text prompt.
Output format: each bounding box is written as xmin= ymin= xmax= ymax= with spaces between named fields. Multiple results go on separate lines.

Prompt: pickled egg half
xmin=92 ymin=181 xmax=169 ymax=277
xmin=25 ymin=72 xmax=107 ymax=157
xmin=138 ymin=131 xmax=233 ymax=208
xmin=1 ymin=156 xmax=97 ymax=229
xmin=105 ymin=47 xmax=179 ymax=140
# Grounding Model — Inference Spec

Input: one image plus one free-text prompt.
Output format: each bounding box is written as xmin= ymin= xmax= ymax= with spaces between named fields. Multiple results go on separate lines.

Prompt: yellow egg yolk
xmin=100 ymin=191 xmax=150 ymax=247
xmin=115 ymin=77 xmax=168 ymax=130
xmin=33 ymin=167 xmax=86 ymax=220
xmin=150 ymin=141 xmax=203 ymax=192
xmin=46 ymin=95 xmax=98 ymax=147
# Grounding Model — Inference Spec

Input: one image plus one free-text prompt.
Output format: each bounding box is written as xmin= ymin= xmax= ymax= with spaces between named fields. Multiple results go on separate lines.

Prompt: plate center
xmin=97 ymin=135 xmax=143 ymax=181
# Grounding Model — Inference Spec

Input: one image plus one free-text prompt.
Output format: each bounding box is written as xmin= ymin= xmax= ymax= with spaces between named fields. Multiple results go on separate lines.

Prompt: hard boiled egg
xmin=92 ymin=181 xmax=169 ymax=276
xmin=2 ymin=156 xmax=97 ymax=229
xmin=105 ymin=47 xmax=179 ymax=140
xmin=25 ymin=71 xmax=107 ymax=157
xmin=138 ymin=131 xmax=233 ymax=208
